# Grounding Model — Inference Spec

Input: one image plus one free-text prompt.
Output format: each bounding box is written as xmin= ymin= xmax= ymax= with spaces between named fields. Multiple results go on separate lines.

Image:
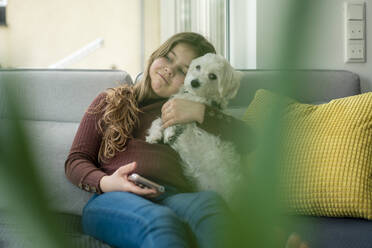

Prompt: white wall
xmin=0 ymin=0 xmax=142 ymax=78
xmin=257 ymin=0 xmax=372 ymax=92
xmin=143 ymin=0 xmax=161 ymax=72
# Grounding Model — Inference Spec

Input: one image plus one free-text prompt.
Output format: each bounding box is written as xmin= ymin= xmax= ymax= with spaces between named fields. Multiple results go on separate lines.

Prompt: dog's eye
xmin=208 ymin=73 xmax=217 ymax=80
xmin=196 ymin=65 xmax=201 ymax=70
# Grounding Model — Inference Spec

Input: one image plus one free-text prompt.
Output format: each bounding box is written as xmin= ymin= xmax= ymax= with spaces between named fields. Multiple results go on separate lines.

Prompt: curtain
xmin=161 ymin=0 xmax=227 ymax=56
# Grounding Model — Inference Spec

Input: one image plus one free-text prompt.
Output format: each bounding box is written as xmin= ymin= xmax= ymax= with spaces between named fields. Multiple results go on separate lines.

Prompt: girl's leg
xmin=158 ymin=191 xmax=233 ymax=248
xmin=82 ymin=191 xmax=191 ymax=248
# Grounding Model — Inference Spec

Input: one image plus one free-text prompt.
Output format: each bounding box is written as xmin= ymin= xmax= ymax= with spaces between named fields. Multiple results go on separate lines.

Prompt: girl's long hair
xmin=96 ymin=32 xmax=216 ymax=163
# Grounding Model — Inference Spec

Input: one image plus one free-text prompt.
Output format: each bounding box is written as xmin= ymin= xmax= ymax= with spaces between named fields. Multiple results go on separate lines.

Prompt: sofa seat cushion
xmin=0 ymin=119 xmax=93 ymax=216
xmin=290 ymin=215 xmax=372 ymax=248
xmin=0 ymin=212 xmax=111 ymax=248
xmin=243 ymin=89 xmax=372 ymax=220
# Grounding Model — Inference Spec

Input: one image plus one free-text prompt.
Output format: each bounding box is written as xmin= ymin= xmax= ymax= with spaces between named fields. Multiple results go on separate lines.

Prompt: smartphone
xmin=128 ymin=173 xmax=165 ymax=193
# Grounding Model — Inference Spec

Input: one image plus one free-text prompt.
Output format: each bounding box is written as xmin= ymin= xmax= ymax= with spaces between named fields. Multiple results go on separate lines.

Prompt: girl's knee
xmin=151 ymin=206 xmax=182 ymax=223
xmin=196 ymin=191 xmax=228 ymax=209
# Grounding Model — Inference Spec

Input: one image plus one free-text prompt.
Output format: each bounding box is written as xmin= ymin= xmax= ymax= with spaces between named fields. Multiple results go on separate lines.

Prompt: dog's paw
xmin=145 ymin=134 xmax=161 ymax=144
xmin=145 ymin=118 xmax=163 ymax=144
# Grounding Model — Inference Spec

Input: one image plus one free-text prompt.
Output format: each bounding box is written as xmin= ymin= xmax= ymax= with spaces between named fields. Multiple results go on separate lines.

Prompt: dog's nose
xmin=191 ymin=79 xmax=200 ymax=88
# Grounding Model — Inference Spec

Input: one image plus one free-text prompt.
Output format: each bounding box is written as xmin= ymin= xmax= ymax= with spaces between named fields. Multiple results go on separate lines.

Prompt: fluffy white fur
xmin=146 ymin=53 xmax=243 ymax=201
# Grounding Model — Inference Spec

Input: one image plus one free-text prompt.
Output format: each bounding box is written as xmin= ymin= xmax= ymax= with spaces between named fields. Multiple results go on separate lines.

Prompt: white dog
xmin=146 ymin=53 xmax=243 ymax=201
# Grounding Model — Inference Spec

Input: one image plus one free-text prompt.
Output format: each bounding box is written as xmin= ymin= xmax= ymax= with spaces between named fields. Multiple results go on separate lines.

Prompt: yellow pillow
xmin=243 ymin=89 xmax=372 ymax=220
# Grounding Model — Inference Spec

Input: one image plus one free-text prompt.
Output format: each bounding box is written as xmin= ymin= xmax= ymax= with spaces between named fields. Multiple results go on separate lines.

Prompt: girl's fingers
xmin=161 ymin=102 xmax=167 ymax=112
xmin=161 ymin=110 xmax=171 ymax=122
xmin=161 ymin=101 xmax=172 ymax=114
xmin=127 ymin=182 xmax=157 ymax=195
xmin=161 ymin=105 xmax=171 ymax=115
xmin=146 ymin=192 xmax=162 ymax=198
xmin=286 ymin=233 xmax=302 ymax=248
xmin=162 ymin=119 xmax=177 ymax=129
xmin=117 ymin=162 xmax=137 ymax=176
xmin=299 ymin=243 xmax=309 ymax=248
xmin=161 ymin=114 xmax=177 ymax=128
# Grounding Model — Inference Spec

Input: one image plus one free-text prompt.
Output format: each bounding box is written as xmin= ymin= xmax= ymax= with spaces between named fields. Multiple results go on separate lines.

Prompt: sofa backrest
xmin=135 ymin=70 xmax=361 ymax=119
xmin=231 ymin=69 xmax=361 ymax=106
xmin=227 ymin=69 xmax=360 ymax=119
xmin=0 ymin=69 xmax=132 ymax=122
xmin=0 ymin=69 xmax=361 ymax=216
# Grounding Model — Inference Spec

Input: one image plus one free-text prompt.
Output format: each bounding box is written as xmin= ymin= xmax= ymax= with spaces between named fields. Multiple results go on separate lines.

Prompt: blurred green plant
xmin=225 ymin=1 xmax=314 ymax=247
xmin=0 ymin=82 xmax=74 ymax=248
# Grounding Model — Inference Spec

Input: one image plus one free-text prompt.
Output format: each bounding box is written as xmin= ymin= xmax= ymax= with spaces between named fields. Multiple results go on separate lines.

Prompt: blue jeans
xmin=82 ymin=187 xmax=232 ymax=248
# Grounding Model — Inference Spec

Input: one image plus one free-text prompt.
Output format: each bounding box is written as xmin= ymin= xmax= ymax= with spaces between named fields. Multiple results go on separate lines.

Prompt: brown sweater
xmin=65 ymin=92 xmax=254 ymax=194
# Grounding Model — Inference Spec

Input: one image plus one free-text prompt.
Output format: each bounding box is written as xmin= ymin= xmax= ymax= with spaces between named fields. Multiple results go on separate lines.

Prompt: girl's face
xmin=150 ymin=43 xmax=198 ymax=98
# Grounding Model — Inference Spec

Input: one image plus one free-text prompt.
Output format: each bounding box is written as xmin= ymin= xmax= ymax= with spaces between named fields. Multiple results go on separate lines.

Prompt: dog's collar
xmin=165 ymin=125 xmax=185 ymax=146
xmin=211 ymin=101 xmax=222 ymax=110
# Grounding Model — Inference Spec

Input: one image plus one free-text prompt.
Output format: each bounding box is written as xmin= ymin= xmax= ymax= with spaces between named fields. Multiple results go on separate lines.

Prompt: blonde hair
xmin=97 ymin=32 xmax=216 ymax=163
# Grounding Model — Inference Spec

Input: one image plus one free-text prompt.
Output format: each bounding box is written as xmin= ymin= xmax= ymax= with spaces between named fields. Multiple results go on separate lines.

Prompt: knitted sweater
xmin=65 ymin=92 xmax=254 ymax=194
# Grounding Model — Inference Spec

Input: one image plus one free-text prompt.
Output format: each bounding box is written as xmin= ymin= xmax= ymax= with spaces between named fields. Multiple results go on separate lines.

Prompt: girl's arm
xmin=65 ymin=92 xmax=161 ymax=197
xmin=197 ymin=105 xmax=256 ymax=155
xmin=161 ymin=98 xmax=256 ymax=155
xmin=64 ymin=93 xmax=108 ymax=194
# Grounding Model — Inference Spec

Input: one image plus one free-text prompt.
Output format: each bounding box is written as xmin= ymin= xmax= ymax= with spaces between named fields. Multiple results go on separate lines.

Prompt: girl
xmin=65 ymin=32 xmax=308 ymax=248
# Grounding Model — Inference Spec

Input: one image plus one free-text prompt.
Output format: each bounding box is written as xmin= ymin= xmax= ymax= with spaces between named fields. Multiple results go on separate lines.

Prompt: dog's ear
xmin=219 ymin=68 xmax=243 ymax=100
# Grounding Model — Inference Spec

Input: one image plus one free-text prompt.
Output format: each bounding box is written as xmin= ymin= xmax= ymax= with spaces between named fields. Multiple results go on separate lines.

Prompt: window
xmin=0 ymin=0 xmax=7 ymax=26
xmin=229 ymin=0 xmax=256 ymax=69
xmin=160 ymin=0 xmax=256 ymax=69
xmin=161 ymin=0 xmax=227 ymax=56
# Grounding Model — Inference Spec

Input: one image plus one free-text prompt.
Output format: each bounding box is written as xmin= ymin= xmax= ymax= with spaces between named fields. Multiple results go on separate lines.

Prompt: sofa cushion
xmin=289 ymin=215 xmax=372 ymax=248
xmin=0 ymin=119 xmax=93 ymax=216
xmin=243 ymin=89 xmax=372 ymax=220
xmin=0 ymin=213 xmax=112 ymax=248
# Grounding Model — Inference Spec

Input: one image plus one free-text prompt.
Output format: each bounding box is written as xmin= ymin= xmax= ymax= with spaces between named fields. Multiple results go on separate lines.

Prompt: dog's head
xmin=184 ymin=53 xmax=242 ymax=108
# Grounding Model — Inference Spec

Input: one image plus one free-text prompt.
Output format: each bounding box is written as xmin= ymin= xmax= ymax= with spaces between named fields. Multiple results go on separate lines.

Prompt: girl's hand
xmin=286 ymin=233 xmax=310 ymax=248
xmin=161 ymin=98 xmax=206 ymax=129
xmin=99 ymin=162 xmax=162 ymax=198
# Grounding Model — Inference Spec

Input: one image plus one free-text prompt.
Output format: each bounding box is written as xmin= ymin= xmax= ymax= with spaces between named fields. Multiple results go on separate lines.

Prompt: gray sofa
xmin=0 ymin=68 xmax=369 ymax=248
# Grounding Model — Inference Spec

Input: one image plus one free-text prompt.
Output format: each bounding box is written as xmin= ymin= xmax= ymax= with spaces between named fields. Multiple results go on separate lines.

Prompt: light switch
xmin=347 ymin=20 xmax=364 ymax=39
xmin=346 ymin=40 xmax=365 ymax=62
xmin=347 ymin=3 xmax=364 ymax=20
